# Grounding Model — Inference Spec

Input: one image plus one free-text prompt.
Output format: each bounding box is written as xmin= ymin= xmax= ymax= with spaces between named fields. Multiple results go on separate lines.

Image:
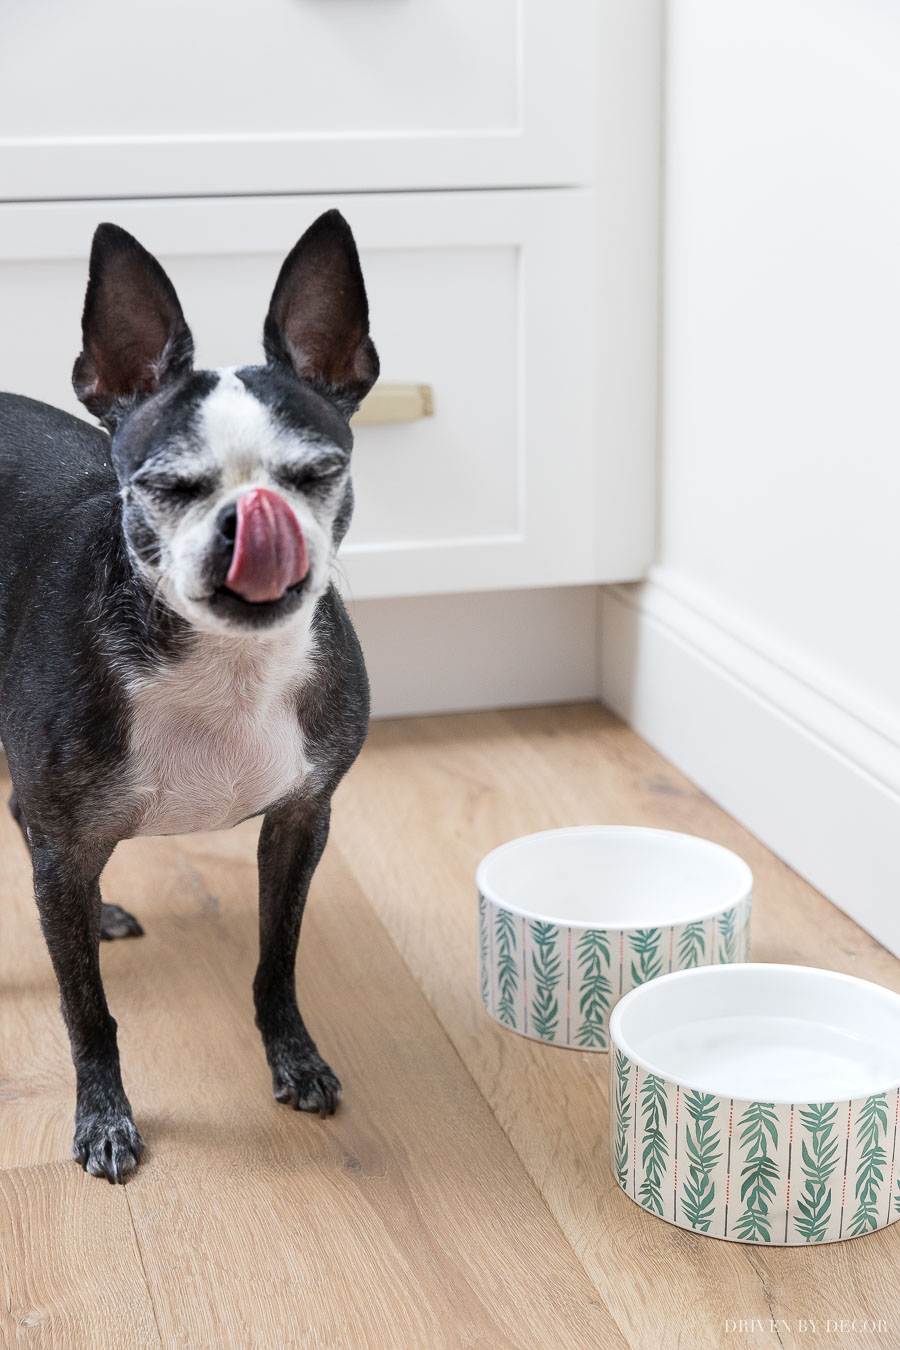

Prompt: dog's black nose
xmin=216 ymin=501 xmax=238 ymax=550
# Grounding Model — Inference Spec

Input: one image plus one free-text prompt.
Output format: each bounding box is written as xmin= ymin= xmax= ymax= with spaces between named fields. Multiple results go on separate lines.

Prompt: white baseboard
xmin=348 ymin=586 xmax=600 ymax=720
xmin=598 ymin=567 xmax=900 ymax=957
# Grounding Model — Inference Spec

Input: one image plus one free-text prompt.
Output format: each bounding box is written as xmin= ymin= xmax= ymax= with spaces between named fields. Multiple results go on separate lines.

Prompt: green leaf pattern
xmin=717 ymin=907 xmax=737 ymax=964
xmin=629 ymin=928 xmax=663 ymax=986
xmin=479 ymin=894 xmax=750 ymax=1048
xmin=741 ymin=898 xmax=752 ymax=960
xmin=611 ymin=1069 xmax=900 ymax=1243
xmin=794 ymin=1103 xmax=839 ymax=1243
xmin=677 ymin=920 xmax=707 ymax=969
xmin=734 ymin=1102 xmax=779 ymax=1242
xmin=529 ymin=921 xmax=561 ymax=1042
xmin=575 ymin=929 xmax=612 ymax=1048
xmin=848 ymin=1093 xmax=889 ymax=1237
xmin=614 ymin=1049 xmax=633 ymax=1191
xmin=637 ymin=1074 xmax=669 ymax=1216
xmin=494 ymin=907 xmax=518 ymax=1028
xmin=681 ymin=1090 xmax=721 ymax=1232
xmin=477 ymin=893 xmax=490 ymax=1011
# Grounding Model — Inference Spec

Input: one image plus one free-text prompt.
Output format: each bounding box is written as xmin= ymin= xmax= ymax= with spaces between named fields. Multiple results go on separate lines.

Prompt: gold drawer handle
xmin=352 ymin=382 xmax=434 ymax=426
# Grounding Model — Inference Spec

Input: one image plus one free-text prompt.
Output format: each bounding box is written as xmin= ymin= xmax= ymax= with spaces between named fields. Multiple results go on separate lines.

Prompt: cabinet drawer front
xmin=0 ymin=1 xmax=597 ymax=199
xmin=0 ymin=190 xmax=651 ymax=596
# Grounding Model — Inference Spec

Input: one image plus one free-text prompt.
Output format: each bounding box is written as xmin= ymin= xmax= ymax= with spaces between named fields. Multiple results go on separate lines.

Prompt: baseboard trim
xmin=598 ymin=567 xmax=900 ymax=956
xmin=350 ymin=586 xmax=601 ymax=720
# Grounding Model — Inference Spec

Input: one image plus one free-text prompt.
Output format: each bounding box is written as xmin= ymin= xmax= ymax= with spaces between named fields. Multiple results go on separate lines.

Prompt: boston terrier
xmin=0 ymin=209 xmax=377 ymax=1181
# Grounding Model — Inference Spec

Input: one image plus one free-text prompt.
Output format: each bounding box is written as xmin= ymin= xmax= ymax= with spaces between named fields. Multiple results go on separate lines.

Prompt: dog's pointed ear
xmin=72 ymin=223 xmax=194 ymax=430
xmin=263 ymin=210 xmax=379 ymax=417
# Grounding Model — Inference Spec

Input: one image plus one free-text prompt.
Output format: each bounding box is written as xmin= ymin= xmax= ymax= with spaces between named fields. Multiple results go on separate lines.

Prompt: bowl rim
xmin=475 ymin=825 xmax=753 ymax=931
xmin=608 ymin=962 xmax=900 ymax=1104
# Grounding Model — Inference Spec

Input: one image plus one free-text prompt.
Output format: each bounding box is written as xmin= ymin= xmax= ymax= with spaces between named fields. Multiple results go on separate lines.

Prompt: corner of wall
xmin=597 ymin=568 xmax=900 ymax=957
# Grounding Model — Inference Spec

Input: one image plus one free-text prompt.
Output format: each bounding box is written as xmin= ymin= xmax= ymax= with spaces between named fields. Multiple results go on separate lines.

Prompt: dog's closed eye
xmin=273 ymin=459 xmax=346 ymax=495
xmin=132 ymin=470 xmax=218 ymax=504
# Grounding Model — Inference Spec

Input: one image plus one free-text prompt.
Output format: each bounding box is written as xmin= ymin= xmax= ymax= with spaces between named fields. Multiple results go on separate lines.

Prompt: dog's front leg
xmin=31 ymin=837 xmax=143 ymax=1181
xmin=253 ymin=798 xmax=341 ymax=1117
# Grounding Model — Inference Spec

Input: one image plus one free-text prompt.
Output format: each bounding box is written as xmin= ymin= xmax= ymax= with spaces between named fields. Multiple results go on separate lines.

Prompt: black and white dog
xmin=0 ymin=210 xmax=377 ymax=1181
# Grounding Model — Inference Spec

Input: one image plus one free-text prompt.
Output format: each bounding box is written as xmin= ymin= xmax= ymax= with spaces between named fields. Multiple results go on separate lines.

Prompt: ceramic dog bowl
xmin=476 ymin=827 xmax=752 ymax=1050
xmin=609 ymin=963 xmax=900 ymax=1244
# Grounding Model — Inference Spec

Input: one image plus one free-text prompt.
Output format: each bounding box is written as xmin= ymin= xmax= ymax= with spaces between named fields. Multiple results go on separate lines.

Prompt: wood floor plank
xmin=0 ymin=765 xmax=623 ymax=1350
xmin=0 ymin=810 xmax=76 ymax=1174
xmin=499 ymin=705 xmax=900 ymax=1344
xmin=0 ymin=1163 xmax=160 ymax=1350
xmin=332 ymin=704 xmax=900 ymax=1350
xmin=6 ymin=702 xmax=897 ymax=1350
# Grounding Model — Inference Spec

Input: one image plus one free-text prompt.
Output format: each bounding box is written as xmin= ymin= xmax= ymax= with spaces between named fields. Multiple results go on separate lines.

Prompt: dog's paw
xmin=100 ymin=902 xmax=144 ymax=941
xmin=73 ymin=1113 xmax=144 ymax=1183
xmin=272 ymin=1060 xmax=342 ymax=1117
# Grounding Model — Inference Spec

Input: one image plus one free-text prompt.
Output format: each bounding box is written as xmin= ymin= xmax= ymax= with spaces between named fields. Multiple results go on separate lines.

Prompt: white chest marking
xmin=127 ymin=625 xmax=317 ymax=837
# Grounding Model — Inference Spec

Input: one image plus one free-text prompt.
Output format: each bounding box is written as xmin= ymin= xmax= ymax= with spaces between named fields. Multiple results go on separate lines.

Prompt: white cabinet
xmin=0 ymin=2 xmax=658 ymax=600
xmin=0 ymin=0 xmax=597 ymax=198
xmin=0 ymin=189 xmax=654 ymax=597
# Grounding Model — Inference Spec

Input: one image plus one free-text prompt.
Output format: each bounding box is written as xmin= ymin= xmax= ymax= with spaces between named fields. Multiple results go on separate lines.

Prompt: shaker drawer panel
xmin=3 ymin=1 xmax=517 ymax=141
xmin=0 ymin=189 xmax=650 ymax=597
xmin=349 ymin=246 xmax=519 ymax=547
xmin=0 ymin=1 xmax=597 ymax=199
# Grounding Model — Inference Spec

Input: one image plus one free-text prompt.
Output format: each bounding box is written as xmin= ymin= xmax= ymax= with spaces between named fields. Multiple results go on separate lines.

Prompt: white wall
xmin=600 ymin=0 xmax=900 ymax=952
xmin=662 ymin=0 xmax=900 ymax=721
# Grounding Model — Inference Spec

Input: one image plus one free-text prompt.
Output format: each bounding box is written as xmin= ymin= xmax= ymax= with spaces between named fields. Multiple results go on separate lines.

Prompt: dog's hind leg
xmin=9 ymin=790 xmax=143 ymax=940
xmin=99 ymin=903 xmax=144 ymax=941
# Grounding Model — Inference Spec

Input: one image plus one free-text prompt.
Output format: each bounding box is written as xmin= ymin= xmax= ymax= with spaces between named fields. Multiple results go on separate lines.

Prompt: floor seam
xmin=124 ymin=1187 xmax=165 ymax=1349
xmin=332 ymin=835 xmax=632 ymax=1350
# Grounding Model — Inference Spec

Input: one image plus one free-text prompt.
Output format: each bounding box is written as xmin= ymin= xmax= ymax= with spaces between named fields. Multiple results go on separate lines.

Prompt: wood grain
xmin=3 ymin=703 xmax=898 ymax=1350
xmin=333 ymin=704 xmax=900 ymax=1350
xmin=0 ymin=761 xmax=620 ymax=1349
xmin=0 ymin=1164 xmax=160 ymax=1349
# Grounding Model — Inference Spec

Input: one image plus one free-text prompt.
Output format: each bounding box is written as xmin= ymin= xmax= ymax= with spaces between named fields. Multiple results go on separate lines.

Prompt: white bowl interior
xmin=612 ymin=964 xmax=900 ymax=1102
xmin=477 ymin=827 xmax=750 ymax=927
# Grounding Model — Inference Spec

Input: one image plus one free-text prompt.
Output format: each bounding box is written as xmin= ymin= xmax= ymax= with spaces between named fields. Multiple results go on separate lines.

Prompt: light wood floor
xmin=1 ymin=704 xmax=898 ymax=1349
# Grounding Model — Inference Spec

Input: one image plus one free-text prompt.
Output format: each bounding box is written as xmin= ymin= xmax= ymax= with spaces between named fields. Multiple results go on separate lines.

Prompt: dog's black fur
xmin=0 ymin=211 xmax=376 ymax=1180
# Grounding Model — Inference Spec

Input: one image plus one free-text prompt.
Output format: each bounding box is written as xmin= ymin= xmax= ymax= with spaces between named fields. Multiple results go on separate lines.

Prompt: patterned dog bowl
xmin=476 ymin=827 xmax=752 ymax=1050
xmin=609 ymin=963 xmax=900 ymax=1244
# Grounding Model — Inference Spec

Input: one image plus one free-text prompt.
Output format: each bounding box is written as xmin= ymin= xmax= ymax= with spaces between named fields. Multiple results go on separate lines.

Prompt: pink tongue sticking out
xmin=225 ymin=487 xmax=308 ymax=603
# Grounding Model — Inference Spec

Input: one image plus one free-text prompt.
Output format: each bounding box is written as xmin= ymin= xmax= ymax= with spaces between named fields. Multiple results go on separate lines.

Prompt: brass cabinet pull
xmin=352 ymin=382 xmax=434 ymax=426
